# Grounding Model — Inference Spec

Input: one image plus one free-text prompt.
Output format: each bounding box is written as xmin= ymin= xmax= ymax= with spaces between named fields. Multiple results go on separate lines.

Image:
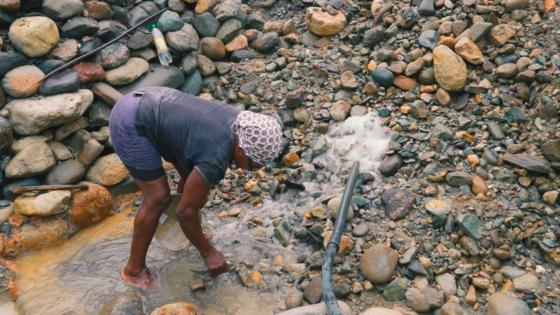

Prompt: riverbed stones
xmin=6 ymin=89 xmax=93 ymax=135
xmin=5 ymin=142 xmax=56 ymax=178
xmin=379 ymin=155 xmax=403 ymax=177
xmin=216 ymin=19 xmax=243 ymax=44
xmin=86 ymin=153 xmax=129 ymax=186
xmin=193 ymin=12 xmax=220 ymax=37
xmin=150 ymin=302 xmax=199 ymax=315
xmin=121 ymin=65 xmax=184 ymax=93
xmin=433 ymin=45 xmax=467 ymax=92
xmin=13 ymin=190 xmax=71 ymax=217
xmin=436 ymin=273 xmax=457 ymax=295
xmin=70 ymin=182 xmax=112 ymax=227
xmin=98 ymin=291 xmax=144 ymax=315
xmin=458 ymin=213 xmax=483 ymax=239
xmin=157 ymin=10 xmax=183 ymax=32
xmin=200 ymin=37 xmax=226 ymax=60
xmin=405 ymin=286 xmax=444 ymax=312
xmin=488 ymin=24 xmax=518 ymax=47
xmin=9 ymin=16 xmax=60 ymax=57
xmin=105 ymin=57 xmax=149 ymax=86
xmin=95 ymin=43 xmax=130 ymax=69
xmin=455 ymin=37 xmax=483 ymax=65
xmin=42 ymin=0 xmax=84 ymax=20
xmin=0 ymin=0 xmax=19 ymax=11
xmin=2 ymin=65 xmax=45 ymax=98
xmin=381 ymin=189 xmax=414 ymax=220
xmin=486 ymin=293 xmax=531 ymax=315
xmin=304 ymin=7 xmax=347 ymax=37
xmin=359 ymin=244 xmax=398 ymax=284
xmin=46 ymin=159 xmax=86 ymax=185
xmin=0 ymin=51 xmax=27 ymax=77
xmin=225 ymin=34 xmax=248 ymax=52
xmin=74 ymin=62 xmax=106 ymax=83
xmin=166 ymin=25 xmax=200 ymax=52
xmin=372 ymin=68 xmax=394 ymax=87
xmin=251 ymin=32 xmax=280 ymax=53
xmin=503 ymin=153 xmax=551 ymax=173
xmin=361 ymin=308 xmax=403 ymax=315
xmin=62 ymin=17 xmax=99 ymax=38
xmin=212 ymin=0 xmax=243 ymax=22
xmin=39 ymin=69 xmax=80 ymax=96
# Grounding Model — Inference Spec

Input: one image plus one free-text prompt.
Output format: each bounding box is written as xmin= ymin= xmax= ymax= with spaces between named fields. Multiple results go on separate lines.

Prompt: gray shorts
xmin=109 ymin=92 xmax=165 ymax=181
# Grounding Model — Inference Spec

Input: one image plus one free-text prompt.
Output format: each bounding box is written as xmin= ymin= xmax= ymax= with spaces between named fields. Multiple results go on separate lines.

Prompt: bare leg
xmin=121 ymin=176 xmax=171 ymax=290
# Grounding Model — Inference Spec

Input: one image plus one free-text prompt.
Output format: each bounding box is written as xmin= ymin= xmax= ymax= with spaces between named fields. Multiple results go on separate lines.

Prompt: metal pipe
xmin=42 ymin=6 xmax=169 ymax=81
xmin=321 ymin=161 xmax=360 ymax=315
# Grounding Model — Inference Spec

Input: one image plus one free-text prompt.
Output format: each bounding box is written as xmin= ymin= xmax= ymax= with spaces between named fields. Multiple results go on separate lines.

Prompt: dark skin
xmin=120 ymin=138 xmax=261 ymax=290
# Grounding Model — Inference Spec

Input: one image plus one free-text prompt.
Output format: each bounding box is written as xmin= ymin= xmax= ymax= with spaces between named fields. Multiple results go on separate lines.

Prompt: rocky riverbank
xmin=0 ymin=0 xmax=559 ymax=314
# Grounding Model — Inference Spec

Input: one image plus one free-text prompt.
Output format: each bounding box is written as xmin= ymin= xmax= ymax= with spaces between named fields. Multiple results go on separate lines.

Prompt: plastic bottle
xmin=150 ymin=24 xmax=172 ymax=66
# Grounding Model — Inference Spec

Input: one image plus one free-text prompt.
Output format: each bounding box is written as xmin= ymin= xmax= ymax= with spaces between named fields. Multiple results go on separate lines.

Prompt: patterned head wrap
xmin=233 ymin=111 xmax=283 ymax=166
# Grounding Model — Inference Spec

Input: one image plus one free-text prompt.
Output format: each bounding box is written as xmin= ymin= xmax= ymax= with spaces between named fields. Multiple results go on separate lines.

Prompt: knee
xmin=175 ymin=207 xmax=197 ymax=221
xmin=143 ymin=191 xmax=171 ymax=212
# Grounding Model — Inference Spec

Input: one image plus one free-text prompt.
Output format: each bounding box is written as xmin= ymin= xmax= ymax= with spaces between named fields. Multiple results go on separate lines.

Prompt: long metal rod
xmin=42 ymin=6 xmax=169 ymax=81
xmin=322 ymin=161 xmax=360 ymax=315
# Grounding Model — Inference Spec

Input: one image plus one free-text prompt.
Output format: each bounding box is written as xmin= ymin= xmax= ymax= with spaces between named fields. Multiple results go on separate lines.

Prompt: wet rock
xmin=157 ymin=10 xmax=183 ymax=32
xmin=70 ymin=182 xmax=112 ymax=227
xmin=303 ymin=277 xmax=323 ymax=303
xmin=3 ymin=178 xmax=41 ymax=201
xmin=405 ymin=286 xmax=444 ymax=312
xmin=74 ymin=62 xmax=106 ymax=83
xmin=5 ymin=89 xmax=93 ymax=135
xmin=503 ymin=153 xmax=551 ymax=174
xmin=0 ymin=51 xmax=27 ymax=77
xmin=95 ymin=43 xmax=130 ymax=69
xmin=433 ymin=45 xmax=467 ymax=92
xmin=381 ymin=189 xmax=414 ymax=220
xmin=446 ymin=171 xmax=472 ymax=187
xmin=379 ymin=155 xmax=402 ymax=177
xmin=251 ymin=32 xmax=280 ymax=53
xmin=98 ymin=291 xmax=144 ymax=315
xmin=121 ymin=65 xmax=184 ymax=93
xmin=166 ymin=25 xmax=200 ymax=52
xmin=488 ymin=24 xmax=517 ymax=47
xmin=2 ymin=65 xmax=45 ymax=98
xmin=436 ymin=273 xmax=457 ymax=295
xmin=42 ymin=0 xmax=83 ymax=20
xmin=5 ymin=142 xmax=56 ymax=178
xmin=372 ymin=68 xmax=394 ymax=87
xmin=105 ymin=57 xmax=149 ymax=86
xmin=193 ymin=12 xmax=220 ymax=38
xmin=418 ymin=29 xmax=439 ymax=49
xmin=359 ymin=244 xmax=398 ymax=284
xmin=4 ymin=215 xmax=72 ymax=256
xmin=9 ymin=16 xmax=60 ymax=57
xmin=458 ymin=213 xmax=483 ymax=239
xmin=86 ymin=153 xmax=129 ymax=186
xmin=46 ymin=159 xmax=86 ymax=185
xmin=39 ymin=69 xmax=80 ymax=96
xmin=13 ymin=190 xmax=71 ymax=217
xmin=216 ymin=19 xmax=243 ymax=44
xmin=62 ymin=17 xmax=99 ymax=38
xmin=486 ymin=293 xmax=531 ymax=315
xmin=455 ymin=37 xmax=483 ymax=65
xmin=304 ymin=7 xmax=347 ymax=37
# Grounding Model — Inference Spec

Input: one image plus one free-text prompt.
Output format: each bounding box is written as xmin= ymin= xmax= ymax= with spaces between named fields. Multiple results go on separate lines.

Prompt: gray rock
xmin=503 ymin=153 xmax=551 ymax=174
xmin=62 ymin=17 xmax=99 ymax=38
xmin=405 ymin=286 xmax=444 ymax=312
xmin=42 ymin=0 xmax=84 ymax=20
xmin=446 ymin=171 xmax=472 ymax=187
xmin=487 ymin=121 xmax=505 ymax=139
xmin=98 ymin=291 xmax=144 ymax=315
xmin=372 ymin=68 xmax=394 ymax=87
xmin=95 ymin=43 xmax=130 ymax=69
xmin=467 ymin=22 xmax=493 ymax=42
xmin=120 ymin=65 xmax=185 ymax=93
xmin=436 ymin=273 xmax=457 ymax=295
xmin=87 ymin=102 xmax=112 ymax=127
xmin=0 ymin=117 xmax=13 ymax=154
xmin=379 ymin=154 xmax=402 ymax=177
xmin=458 ymin=213 xmax=483 ymax=239
xmin=274 ymin=225 xmax=291 ymax=247
xmin=105 ymin=57 xmax=149 ymax=86
xmin=505 ymin=0 xmax=529 ymax=10
xmin=212 ymin=0 xmax=243 ymax=21
xmin=216 ymin=19 xmax=243 ymax=44
xmin=193 ymin=12 xmax=220 ymax=37
xmin=500 ymin=266 xmax=527 ymax=279
xmin=383 ymin=278 xmax=409 ymax=301
xmin=418 ymin=0 xmax=435 ymax=15
xmin=166 ymin=25 xmax=200 ymax=52
xmin=39 ymin=69 xmax=80 ymax=96
xmin=196 ymin=54 xmax=216 ymax=77
xmin=303 ymin=277 xmax=323 ymax=304
xmin=0 ymin=51 xmax=27 ymax=77
xmin=513 ymin=273 xmax=540 ymax=292
xmin=128 ymin=1 xmax=158 ymax=27
xmin=6 ymin=89 xmax=93 ymax=135
xmin=5 ymin=142 xmax=56 ymax=178
xmin=157 ymin=10 xmax=183 ymax=32
xmin=418 ymin=67 xmax=435 ymax=84
xmin=486 ymin=293 xmax=531 ymax=315
xmin=181 ymin=53 xmax=198 ymax=75
xmin=363 ymin=26 xmax=385 ymax=47
xmin=251 ymin=32 xmax=280 ymax=53
xmin=3 ymin=178 xmax=42 ymax=201
xmin=48 ymin=141 xmax=73 ymax=161
xmin=180 ymin=71 xmax=203 ymax=95
xmin=359 ymin=244 xmax=398 ymax=284
xmin=440 ymin=301 xmax=470 ymax=315
xmin=46 ymin=159 xmax=85 ymax=185
xmin=127 ymin=30 xmax=153 ymax=50
xmin=419 ymin=29 xmax=439 ymax=49
xmin=542 ymin=140 xmax=560 ymax=162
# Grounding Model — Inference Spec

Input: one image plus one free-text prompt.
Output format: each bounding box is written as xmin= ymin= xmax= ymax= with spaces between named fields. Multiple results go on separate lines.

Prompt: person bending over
xmin=109 ymin=87 xmax=283 ymax=290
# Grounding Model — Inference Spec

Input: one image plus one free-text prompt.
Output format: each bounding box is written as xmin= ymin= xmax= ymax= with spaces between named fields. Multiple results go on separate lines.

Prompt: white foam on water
xmin=324 ymin=112 xmax=392 ymax=176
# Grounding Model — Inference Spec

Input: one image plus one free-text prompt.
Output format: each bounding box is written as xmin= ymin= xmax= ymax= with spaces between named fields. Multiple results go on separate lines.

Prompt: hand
xmin=202 ymin=248 xmax=229 ymax=277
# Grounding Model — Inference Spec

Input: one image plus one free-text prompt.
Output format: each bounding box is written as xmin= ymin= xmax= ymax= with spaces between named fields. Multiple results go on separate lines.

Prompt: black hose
xmin=42 ymin=6 xmax=169 ymax=81
xmin=321 ymin=161 xmax=360 ymax=315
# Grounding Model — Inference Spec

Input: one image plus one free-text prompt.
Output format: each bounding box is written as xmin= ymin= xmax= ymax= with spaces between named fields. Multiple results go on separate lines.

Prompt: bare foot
xmin=120 ymin=266 xmax=156 ymax=290
xmin=202 ymin=249 xmax=229 ymax=277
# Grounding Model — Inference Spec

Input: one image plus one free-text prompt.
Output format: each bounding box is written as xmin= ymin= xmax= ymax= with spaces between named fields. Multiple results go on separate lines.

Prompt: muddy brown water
xmin=4 ymin=195 xmax=299 ymax=315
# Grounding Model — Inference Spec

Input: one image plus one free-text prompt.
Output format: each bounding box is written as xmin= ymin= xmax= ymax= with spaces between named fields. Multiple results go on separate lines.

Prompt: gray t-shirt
xmin=134 ymin=87 xmax=240 ymax=186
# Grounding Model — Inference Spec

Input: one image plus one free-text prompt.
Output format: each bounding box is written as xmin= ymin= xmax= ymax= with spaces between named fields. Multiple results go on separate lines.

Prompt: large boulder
xmin=13 ymin=190 xmax=72 ymax=216
xmin=70 ymin=182 xmax=112 ymax=227
xmin=3 ymin=216 xmax=72 ymax=257
xmin=433 ymin=45 xmax=468 ymax=92
xmin=5 ymin=89 xmax=93 ymax=135
xmin=86 ymin=153 xmax=129 ymax=186
xmin=9 ymin=16 xmax=60 ymax=57
xmin=5 ymin=142 xmax=56 ymax=178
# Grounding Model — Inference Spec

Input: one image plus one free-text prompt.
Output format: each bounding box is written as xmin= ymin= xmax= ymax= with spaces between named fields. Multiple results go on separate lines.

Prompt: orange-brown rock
xmin=74 ymin=62 xmax=106 ymax=83
xmin=3 ymin=216 xmax=71 ymax=257
xmin=393 ymin=75 xmax=417 ymax=91
xmin=194 ymin=0 xmax=219 ymax=14
xmin=283 ymin=151 xmax=300 ymax=166
xmin=70 ymin=182 xmax=112 ymax=227
xmin=150 ymin=302 xmax=200 ymax=315
xmin=304 ymin=7 xmax=347 ymax=37
xmin=225 ymin=34 xmax=248 ymax=52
